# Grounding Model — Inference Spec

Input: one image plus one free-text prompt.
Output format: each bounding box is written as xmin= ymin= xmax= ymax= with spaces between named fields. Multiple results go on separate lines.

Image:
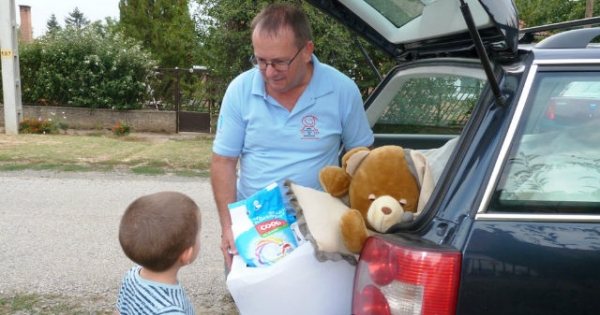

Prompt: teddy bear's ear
xmin=341 ymin=147 xmax=370 ymax=171
xmin=344 ymin=149 xmax=370 ymax=177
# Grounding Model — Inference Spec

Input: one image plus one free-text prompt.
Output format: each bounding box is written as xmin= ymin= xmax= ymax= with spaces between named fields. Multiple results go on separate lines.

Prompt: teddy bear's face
xmin=348 ymin=146 xmax=420 ymax=223
xmin=366 ymin=195 xmax=406 ymax=232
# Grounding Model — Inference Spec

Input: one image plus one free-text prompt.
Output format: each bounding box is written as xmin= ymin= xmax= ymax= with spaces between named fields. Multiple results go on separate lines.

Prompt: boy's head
xmin=119 ymin=191 xmax=201 ymax=272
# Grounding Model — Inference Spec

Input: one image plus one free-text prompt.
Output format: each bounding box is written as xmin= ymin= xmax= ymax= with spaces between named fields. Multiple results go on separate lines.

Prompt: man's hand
xmin=211 ymin=153 xmax=240 ymax=272
xmin=221 ymin=228 xmax=238 ymax=271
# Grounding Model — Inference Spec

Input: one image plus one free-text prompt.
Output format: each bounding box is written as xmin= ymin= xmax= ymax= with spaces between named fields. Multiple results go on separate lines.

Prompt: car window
xmin=369 ymin=68 xmax=485 ymax=135
xmin=492 ymin=72 xmax=600 ymax=213
xmin=365 ymin=0 xmax=438 ymax=27
xmin=558 ymin=81 xmax=600 ymax=98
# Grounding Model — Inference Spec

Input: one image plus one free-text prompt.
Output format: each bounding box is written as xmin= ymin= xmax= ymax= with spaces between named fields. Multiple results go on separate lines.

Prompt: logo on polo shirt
xmin=300 ymin=115 xmax=319 ymax=139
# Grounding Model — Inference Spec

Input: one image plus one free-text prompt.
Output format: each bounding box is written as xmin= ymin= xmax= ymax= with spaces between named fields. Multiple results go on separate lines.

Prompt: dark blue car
xmin=307 ymin=0 xmax=600 ymax=314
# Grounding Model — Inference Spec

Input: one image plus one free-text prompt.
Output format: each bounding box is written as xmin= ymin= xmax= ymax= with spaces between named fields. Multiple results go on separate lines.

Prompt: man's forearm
xmin=210 ymin=153 xmax=238 ymax=230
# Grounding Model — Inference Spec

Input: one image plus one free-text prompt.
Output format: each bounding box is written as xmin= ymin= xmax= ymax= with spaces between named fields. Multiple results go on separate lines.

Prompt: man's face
xmin=251 ymin=27 xmax=309 ymax=94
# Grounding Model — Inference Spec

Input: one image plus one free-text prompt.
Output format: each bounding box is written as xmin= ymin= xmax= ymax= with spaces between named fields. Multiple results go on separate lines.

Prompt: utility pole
xmin=0 ymin=0 xmax=24 ymax=135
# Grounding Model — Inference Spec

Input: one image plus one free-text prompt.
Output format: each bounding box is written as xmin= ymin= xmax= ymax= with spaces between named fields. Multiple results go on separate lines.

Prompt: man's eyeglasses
xmin=249 ymin=45 xmax=305 ymax=71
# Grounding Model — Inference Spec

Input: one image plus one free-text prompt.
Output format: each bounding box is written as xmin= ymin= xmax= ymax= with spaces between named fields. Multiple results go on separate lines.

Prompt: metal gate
xmin=179 ymin=111 xmax=211 ymax=133
xmin=148 ymin=66 xmax=216 ymax=133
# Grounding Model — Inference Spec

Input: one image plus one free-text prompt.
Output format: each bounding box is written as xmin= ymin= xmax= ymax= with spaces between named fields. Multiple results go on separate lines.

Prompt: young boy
xmin=116 ymin=191 xmax=202 ymax=315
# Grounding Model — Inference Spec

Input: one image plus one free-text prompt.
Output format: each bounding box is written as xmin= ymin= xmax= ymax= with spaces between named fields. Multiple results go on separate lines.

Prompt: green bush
xmin=15 ymin=26 xmax=157 ymax=111
xmin=112 ymin=121 xmax=132 ymax=136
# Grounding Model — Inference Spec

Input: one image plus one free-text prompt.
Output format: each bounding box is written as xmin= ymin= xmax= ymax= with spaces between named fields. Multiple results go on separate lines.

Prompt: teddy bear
xmin=318 ymin=145 xmax=432 ymax=254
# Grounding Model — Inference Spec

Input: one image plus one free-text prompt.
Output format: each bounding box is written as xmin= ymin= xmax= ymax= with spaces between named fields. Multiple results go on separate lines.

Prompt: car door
xmin=459 ymin=60 xmax=600 ymax=315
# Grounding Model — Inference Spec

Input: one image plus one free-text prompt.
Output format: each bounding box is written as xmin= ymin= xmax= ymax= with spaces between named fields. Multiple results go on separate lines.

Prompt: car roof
xmin=305 ymin=0 xmax=519 ymax=60
xmin=524 ymin=26 xmax=600 ymax=61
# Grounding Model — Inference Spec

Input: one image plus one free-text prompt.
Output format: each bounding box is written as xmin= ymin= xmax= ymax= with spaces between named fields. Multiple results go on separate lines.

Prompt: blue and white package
xmin=229 ymin=183 xmax=299 ymax=267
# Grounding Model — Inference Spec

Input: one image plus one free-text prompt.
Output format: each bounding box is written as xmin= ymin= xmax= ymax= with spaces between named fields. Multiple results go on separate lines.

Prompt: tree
xmin=46 ymin=14 xmax=61 ymax=34
xmin=18 ymin=26 xmax=156 ymax=110
xmin=118 ymin=0 xmax=200 ymax=68
xmin=192 ymin=0 xmax=393 ymax=112
xmin=65 ymin=7 xmax=90 ymax=29
xmin=119 ymin=0 xmax=203 ymax=112
xmin=515 ymin=0 xmax=598 ymax=28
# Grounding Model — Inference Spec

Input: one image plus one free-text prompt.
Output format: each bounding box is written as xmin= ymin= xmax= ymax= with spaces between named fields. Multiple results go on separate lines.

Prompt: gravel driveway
xmin=0 ymin=170 xmax=238 ymax=314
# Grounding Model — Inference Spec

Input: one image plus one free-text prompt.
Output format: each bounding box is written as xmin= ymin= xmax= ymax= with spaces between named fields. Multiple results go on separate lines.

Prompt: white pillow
xmin=285 ymin=180 xmax=358 ymax=265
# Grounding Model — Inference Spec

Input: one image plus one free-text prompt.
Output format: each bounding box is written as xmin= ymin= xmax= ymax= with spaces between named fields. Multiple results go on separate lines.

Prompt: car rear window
xmin=492 ymin=71 xmax=600 ymax=213
xmin=365 ymin=0 xmax=438 ymax=27
xmin=371 ymin=75 xmax=483 ymax=135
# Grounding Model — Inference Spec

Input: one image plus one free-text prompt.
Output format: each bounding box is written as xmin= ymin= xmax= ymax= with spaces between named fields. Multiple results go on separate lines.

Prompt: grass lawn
xmin=0 ymin=132 xmax=214 ymax=177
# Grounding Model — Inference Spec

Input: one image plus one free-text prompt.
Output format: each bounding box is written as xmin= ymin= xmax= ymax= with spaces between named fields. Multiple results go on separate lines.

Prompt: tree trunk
xmin=585 ymin=0 xmax=594 ymax=18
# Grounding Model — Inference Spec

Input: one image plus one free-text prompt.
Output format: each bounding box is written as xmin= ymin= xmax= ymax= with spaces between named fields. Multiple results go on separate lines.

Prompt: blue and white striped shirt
xmin=116 ymin=265 xmax=195 ymax=315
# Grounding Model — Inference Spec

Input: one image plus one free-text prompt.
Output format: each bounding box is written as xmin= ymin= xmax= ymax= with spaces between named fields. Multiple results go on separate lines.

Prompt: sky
xmin=15 ymin=0 xmax=121 ymax=38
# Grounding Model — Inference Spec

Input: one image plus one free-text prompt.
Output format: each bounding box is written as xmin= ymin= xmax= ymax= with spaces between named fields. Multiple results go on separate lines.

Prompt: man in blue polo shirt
xmin=210 ymin=3 xmax=374 ymax=270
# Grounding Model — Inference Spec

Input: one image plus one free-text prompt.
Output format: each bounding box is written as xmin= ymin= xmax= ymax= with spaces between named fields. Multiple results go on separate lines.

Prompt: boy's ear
xmin=180 ymin=246 xmax=194 ymax=265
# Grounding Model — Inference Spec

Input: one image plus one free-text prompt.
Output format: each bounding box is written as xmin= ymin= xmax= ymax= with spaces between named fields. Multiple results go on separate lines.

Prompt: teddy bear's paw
xmin=319 ymin=166 xmax=350 ymax=197
xmin=340 ymin=209 xmax=369 ymax=254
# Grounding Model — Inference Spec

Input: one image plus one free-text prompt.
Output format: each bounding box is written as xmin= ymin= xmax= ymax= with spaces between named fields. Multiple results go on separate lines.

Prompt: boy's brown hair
xmin=119 ymin=191 xmax=201 ymax=271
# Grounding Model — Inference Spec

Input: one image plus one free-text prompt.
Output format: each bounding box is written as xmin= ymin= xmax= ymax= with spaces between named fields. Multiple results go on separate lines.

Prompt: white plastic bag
xmin=226 ymin=242 xmax=356 ymax=315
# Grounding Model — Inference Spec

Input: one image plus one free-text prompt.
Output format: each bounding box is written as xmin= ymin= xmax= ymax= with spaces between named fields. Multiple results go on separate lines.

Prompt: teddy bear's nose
xmin=382 ymin=207 xmax=392 ymax=215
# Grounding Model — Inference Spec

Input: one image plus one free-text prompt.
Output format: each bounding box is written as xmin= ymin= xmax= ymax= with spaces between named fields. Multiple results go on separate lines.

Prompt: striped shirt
xmin=116 ymin=265 xmax=195 ymax=315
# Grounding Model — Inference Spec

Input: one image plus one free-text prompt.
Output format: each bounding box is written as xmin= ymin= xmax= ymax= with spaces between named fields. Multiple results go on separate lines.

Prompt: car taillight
xmin=545 ymin=100 xmax=555 ymax=119
xmin=353 ymin=237 xmax=461 ymax=315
